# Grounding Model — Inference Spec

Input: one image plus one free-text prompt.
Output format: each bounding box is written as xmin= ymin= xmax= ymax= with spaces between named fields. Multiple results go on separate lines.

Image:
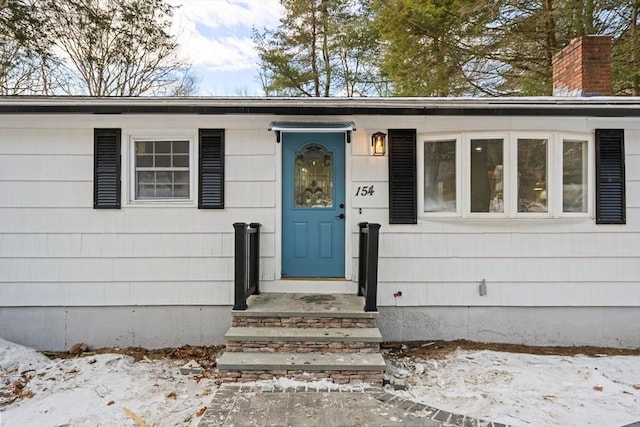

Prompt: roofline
xmin=0 ymin=96 xmax=639 ymax=117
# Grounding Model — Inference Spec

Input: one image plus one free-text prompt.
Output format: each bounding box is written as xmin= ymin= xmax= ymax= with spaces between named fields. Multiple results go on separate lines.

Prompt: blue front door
xmin=282 ymin=133 xmax=346 ymax=277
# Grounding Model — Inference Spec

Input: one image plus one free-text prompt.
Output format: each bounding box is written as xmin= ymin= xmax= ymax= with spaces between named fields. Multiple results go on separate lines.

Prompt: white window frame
xmin=418 ymin=134 xmax=462 ymax=217
xmin=512 ymin=131 xmax=554 ymax=219
xmin=557 ymin=132 xmax=594 ymax=218
xmin=462 ymin=132 xmax=510 ymax=218
xmin=418 ymin=131 xmax=593 ymax=219
xmin=128 ymin=134 xmax=196 ymax=205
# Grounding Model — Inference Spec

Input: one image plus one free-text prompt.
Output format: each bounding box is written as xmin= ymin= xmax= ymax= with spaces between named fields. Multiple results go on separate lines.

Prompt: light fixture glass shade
xmin=372 ymin=132 xmax=386 ymax=156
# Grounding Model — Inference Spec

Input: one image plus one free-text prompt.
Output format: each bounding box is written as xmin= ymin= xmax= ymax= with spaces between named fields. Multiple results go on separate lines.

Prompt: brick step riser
xmin=226 ymin=341 xmax=380 ymax=354
xmin=232 ymin=317 xmax=376 ymax=328
xmin=221 ymin=370 xmax=384 ymax=384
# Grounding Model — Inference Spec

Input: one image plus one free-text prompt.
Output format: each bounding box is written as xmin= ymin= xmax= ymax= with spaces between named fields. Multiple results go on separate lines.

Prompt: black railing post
xmin=363 ymin=223 xmax=380 ymax=312
xmin=357 ymin=222 xmax=369 ymax=297
xmin=233 ymin=222 xmax=249 ymax=310
xmin=233 ymin=222 xmax=261 ymax=310
xmin=249 ymin=223 xmax=261 ymax=295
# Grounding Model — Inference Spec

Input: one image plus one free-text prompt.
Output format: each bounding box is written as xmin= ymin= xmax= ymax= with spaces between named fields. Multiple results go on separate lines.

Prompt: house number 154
xmin=355 ymin=185 xmax=375 ymax=196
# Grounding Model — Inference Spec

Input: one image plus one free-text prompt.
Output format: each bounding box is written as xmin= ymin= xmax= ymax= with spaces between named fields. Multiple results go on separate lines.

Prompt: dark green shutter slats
xmin=199 ymin=129 xmax=225 ymax=209
xmin=93 ymin=128 xmax=121 ymax=209
xmin=595 ymin=129 xmax=625 ymax=224
xmin=388 ymin=129 xmax=417 ymax=224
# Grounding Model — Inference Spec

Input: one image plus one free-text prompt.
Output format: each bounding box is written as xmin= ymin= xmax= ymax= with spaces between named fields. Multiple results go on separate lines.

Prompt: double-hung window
xmin=421 ymin=133 xmax=592 ymax=218
xmin=133 ymin=139 xmax=191 ymax=201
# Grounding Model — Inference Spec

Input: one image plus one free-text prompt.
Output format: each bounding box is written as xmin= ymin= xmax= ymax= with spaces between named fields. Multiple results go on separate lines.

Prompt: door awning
xmin=268 ymin=121 xmax=356 ymax=132
xmin=268 ymin=121 xmax=356 ymax=143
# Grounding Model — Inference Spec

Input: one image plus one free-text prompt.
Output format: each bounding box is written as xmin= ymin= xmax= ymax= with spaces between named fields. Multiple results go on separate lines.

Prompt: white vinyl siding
xmin=0 ymin=120 xmax=277 ymax=309
xmin=0 ymin=114 xmax=638 ymax=349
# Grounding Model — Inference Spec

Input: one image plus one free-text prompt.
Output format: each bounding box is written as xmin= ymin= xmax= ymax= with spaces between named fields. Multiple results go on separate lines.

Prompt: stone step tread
xmin=217 ymin=351 xmax=387 ymax=372
xmin=225 ymin=327 xmax=382 ymax=342
xmin=233 ymin=293 xmax=376 ymax=319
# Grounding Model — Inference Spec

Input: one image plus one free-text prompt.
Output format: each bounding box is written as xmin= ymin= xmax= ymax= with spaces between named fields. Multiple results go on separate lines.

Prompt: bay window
xmin=422 ymin=133 xmax=592 ymax=218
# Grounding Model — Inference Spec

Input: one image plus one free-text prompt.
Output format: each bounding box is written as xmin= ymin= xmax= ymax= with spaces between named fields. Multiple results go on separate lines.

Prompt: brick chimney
xmin=552 ymin=35 xmax=612 ymax=96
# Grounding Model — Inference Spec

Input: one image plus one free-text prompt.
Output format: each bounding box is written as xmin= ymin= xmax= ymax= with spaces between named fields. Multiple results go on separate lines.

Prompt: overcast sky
xmin=169 ymin=0 xmax=283 ymax=96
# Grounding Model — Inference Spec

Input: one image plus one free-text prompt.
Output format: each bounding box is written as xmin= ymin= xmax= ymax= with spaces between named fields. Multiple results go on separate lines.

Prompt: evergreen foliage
xmin=258 ymin=0 xmax=639 ymax=96
xmin=253 ymin=0 xmax=389 ymax=96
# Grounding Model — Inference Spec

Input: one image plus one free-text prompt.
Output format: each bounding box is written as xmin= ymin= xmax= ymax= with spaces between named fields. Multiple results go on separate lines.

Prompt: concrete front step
xmin=225 ymin=326 xmax=382 ymax=342
xmin=261 ymin=279 xmax=357 ymax=294
xmin=217 ymin=351 xmax=387 ymax=372
xmin=233 ymin=293 xmax=375 ymax=318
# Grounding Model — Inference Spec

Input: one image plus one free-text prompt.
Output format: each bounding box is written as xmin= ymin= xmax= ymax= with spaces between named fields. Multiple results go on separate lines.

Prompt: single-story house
xmin=1 ymin=36 xmax=638 ymax=350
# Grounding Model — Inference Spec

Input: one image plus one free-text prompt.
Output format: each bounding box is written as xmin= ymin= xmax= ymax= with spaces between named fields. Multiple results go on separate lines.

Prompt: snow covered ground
xmin=387 ymin=349 xmax=640 ymax=427
xmin=1 ymin=337 xmax=639 ymax=427
xmin=0 ymin=338 xmax=217 ymax=427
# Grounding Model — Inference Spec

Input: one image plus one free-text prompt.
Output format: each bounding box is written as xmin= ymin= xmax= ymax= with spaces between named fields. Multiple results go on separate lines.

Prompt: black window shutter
xmin=93 ymin=128 xmax=121 ymax=209
xmin=199 ymin=129 xmax=225 ymax=209
xmin=595 ymin=129 xmax=625 ymax=224
xmin=388 ymin=129 xmax=417 ymax=224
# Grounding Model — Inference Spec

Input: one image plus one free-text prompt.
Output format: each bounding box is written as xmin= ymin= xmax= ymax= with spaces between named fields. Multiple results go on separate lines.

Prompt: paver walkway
xmin=198 ymin=383 xmax=508 ymax=427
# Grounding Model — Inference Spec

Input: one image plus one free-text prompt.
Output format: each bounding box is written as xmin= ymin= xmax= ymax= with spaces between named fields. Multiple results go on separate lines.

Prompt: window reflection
xmin=518 ymin=139 xmax=547 ymax=212
xmin=471 ymin=139 xmax=504 ymax=213
xmin=295 ymin=144 xmax=333 ymax=207
xmin=424 ymin=140 xmax=456 ymax=212
xmin=563 ymin=140 xmax=588 ymax=212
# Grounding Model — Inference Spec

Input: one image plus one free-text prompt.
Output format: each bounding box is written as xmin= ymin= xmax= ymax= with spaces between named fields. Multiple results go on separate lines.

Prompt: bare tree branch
xmin=43 ymin=0 xmax=197 ymax=96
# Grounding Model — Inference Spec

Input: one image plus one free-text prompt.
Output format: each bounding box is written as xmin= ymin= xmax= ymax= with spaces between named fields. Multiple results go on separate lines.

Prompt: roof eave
xmin=0 ymin=96 xmax=639 ymax=116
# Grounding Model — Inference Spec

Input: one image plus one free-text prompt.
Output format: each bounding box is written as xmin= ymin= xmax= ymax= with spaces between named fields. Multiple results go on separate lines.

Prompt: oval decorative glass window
xmin=294 ymin=144 xmax=333 ymax=208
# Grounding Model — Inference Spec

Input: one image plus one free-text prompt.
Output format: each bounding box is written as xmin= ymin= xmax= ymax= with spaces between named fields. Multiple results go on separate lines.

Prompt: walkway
xmin=198 ymin=383 xmax=509 ymax=427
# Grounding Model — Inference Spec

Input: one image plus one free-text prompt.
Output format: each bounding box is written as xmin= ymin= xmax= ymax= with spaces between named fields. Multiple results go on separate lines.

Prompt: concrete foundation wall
xmin=0 ymin=306 xmax=231 ymax=351
xmin=377 ymin=306 xmax=640 ymax=349
xmin=3 ymin=305 xmax=639 ymax=351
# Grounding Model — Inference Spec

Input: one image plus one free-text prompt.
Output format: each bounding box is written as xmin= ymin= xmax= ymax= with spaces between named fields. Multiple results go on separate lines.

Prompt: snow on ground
xmin=0 ymin=338 xmax=217 ymax=427
xmin=1 ymin=338 xmax=639 ymax=427
xmin=387 ymin=349 xmax=640 ymax=427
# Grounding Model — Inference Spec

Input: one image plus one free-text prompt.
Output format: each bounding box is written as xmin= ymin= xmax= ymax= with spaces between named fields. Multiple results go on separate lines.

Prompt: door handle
xmin=336 ymin=213 xmax=345 ymax=219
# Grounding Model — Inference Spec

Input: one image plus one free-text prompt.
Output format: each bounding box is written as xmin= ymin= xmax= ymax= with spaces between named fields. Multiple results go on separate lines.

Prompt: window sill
xmin=420 ymin=214 xmax=593 ymax=223
xmin=126 ymin=199 xmax=196 ymax=208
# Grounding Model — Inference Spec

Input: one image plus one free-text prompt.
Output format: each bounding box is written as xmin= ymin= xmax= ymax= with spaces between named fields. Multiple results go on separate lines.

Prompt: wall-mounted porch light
xmin=371 ymin=131 xmax=386 ymax=156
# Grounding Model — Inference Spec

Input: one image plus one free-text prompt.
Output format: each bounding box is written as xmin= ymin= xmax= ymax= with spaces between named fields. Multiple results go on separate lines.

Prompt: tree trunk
xmin=321 ymin=0 xmax=331 ymax=97
xmin=311 ymin=1 xmax=320 ymax=97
